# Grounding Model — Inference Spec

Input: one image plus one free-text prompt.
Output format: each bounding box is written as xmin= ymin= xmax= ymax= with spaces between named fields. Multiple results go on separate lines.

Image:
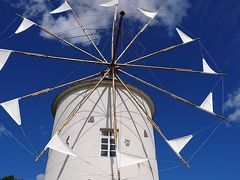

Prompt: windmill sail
xmin=117 ymin=150 xmax=148 ymax=168
xmin=100 ymin=0 xmax=118 ymax=7
xmin=176 ymin=28 xmax=193 ymax=43
xmin=1 ymin=98 xmax=21 ymax=125
xmin=15 ymin=18 xmax=35 ymax=34
xmin=50 ymin=1 xmax=72 ymax=14
xmin=200 ymin=92 xmax=214 ymax=113
xmin=138 ymin=8 xmax=158 ymax=19
xmin=202 ymin=58 xmax=216 ymax=74
xmin=168 ymin=135 xmax=193 ymax=154
xmin=46 ymin=134 xmax=77 ymax=157
xmin=0 ymin=49 xmax=11 ymax=71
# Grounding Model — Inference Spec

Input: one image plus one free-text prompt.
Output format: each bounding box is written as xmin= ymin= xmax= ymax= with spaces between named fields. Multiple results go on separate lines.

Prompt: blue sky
xmin=0 ymin=0 xmax=240 ymax=180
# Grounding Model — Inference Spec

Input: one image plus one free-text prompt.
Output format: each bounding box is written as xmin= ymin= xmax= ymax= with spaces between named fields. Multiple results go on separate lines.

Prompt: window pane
xmin=110 ymin=139 xmax=115 ymax=144
xmin=101 ymin=138 xmax=108 ymax=143
xmin=110 ymin=145 xmax=115 ymax=150
xmin=102 ymin=131 xmax=108 ymax=136
xmin=101 ymin=151 xmax=108 ymax=156
xmin=110 ymin=151 xmax=116 ymax=157
xmin=110 ymin=132 xmax=114 ymax=137
xmin=101 ymin=144 xmax=108 ymax=150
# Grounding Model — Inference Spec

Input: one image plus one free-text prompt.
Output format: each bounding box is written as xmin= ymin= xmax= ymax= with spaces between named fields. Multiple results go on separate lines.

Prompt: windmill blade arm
xmin=36 ymin=70 xmax=110 ymax=161
xmin=116 ymin=63 xmax=226 ymax=76
xmin=111 ymin=69 xmax=118 ymax=146
xmin=58 ymin=69 xmax=110 ymax=133
xmin=16 ymin=14 xmax=103 ymax=62
xmin=19 ymin=72 xmax=102 ymax=100
xmin=66 ymin=1 xmax=107 ymax=62
xmin=111 ymin=4 xmax=118 ymax=60
xmin=11 ymin=49 xmax=110 ymax=65
xmin=118 ymin=69 xmax=227 ymax=121
xmin=126 ymin=39 xmax=199 ymax=65
xmin=115 ymin=74 xmax=190 ymax=168
xmin=115 ymin=9 xmax=161 ymax=63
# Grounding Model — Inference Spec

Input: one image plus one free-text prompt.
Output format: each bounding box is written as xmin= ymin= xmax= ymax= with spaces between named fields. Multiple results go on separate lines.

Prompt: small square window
xmin=100 ymin=129 xmax=117 ymax=157
xmin=101 ymin=151 xmax=108 ymax=156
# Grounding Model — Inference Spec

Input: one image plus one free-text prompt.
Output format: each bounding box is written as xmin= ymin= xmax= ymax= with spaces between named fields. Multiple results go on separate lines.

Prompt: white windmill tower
xmin=0 ymin=0 xmax=227 ymax=180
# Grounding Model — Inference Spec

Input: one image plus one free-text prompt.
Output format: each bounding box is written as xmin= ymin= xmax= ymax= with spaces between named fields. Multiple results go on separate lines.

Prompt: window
xmin=100 ymin=129 xmax=116 ymax=157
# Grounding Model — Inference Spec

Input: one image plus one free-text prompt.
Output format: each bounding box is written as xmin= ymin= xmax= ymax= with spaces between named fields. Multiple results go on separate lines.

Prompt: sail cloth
xmin=15 ymin=18 xmax=35 ymax=34
xmin=100 ymin=0 xmax=118 ymax=7
xmin=117 ymin=150 xmax=148 ymax=168
xmin=200 ymin=92 xmax=214 ymax=113
xmin=46 ymin=134 xmax=77 ymax=157
xmin=0 ymin=49 xmax=11 ymax=71
xmin=138 ymin=8 xmax=158 ymax=19
xmin=176 ymin=28 xmax=193 ymax=43
xmin=202 ymin=58 xmax=216 ymax=74
xmin=168 ymin=135 xmax=193 ymax=154
xmin=0 ymin=98 xmax=22 ymax=125
xmin=50 ymin=1 xmax=72 ymax=14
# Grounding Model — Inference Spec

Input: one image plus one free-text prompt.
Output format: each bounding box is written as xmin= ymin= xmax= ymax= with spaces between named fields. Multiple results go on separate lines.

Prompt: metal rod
xmin=112 ymin=11 xmax=125 ymax=63
xmin=125 ymin=39 xmax=199 ymax=65
xmin=11 ymin=49 xmax=110 ymax=65
xmin=20 ymin=72 xmax=102 ymax=100
xmin=111 ymin=3 xmax=119 ymax=60
xmin=115 ymin=74 xmax=190 ymax=168
xmin=115 ymin=9 xmax=161 ymax=63
xmin=16 ymin=14 xmax=103 ymax=62
xmin=116 ymin=63 xmax=226 ymax=76
xmin=119 ymin=69 xmax=228 ymax=121
xmin=67 ymin=2 xmax=107 ymax=62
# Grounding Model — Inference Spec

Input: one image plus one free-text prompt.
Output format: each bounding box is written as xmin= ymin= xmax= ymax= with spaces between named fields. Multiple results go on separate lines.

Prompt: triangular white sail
xmin=0 ymin=49 xmax=11 ymax=71
xmin=168 ymin=135 xmax=193 ymax=154
xmin=138 ymin=8 xmax=158 ymax=19
xmin=50 ymin=1 xmax=72 ymax=14
xmin=202 ymin=58 xmax=216 ymax=74
xmin=0 ymin=98 xmax=21 ymax=125
xmin=117 ymin=151 xmax=148 ymax=168
xmin=100 ymin=0 xmax=118 ymax=7
xmin=200 ymin=92 xmax=214 ymax=113
xmin=176 ymin=28 xmax=193 ymax=43
xmin=46 ymin=134 xmax=77 ymax=157
xmin=15 ymin=18 xmax=35 ymax=34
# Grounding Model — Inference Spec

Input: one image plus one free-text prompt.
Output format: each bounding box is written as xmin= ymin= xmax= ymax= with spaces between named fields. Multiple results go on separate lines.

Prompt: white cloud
xmin=4 ymin=0 xmax=190 ymax=44
xmin=36 ymin=173 xmax=45 ymax=180
xmin=0 ymin=123 xmax=9 ymax=139
xmin=225 ymin=87 xmax=240 ymax=122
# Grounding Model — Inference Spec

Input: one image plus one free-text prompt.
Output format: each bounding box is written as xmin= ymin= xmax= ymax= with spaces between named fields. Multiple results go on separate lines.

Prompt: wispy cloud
xmin=0 ymin=123 xmax=9 ymax=139
xmin=36 ymin=173 xmax=45 ymax=180
xmin=225 ymin=87 xmax=240 ymax=122
xmin=3 ymin=0 xmax=190 ymax=44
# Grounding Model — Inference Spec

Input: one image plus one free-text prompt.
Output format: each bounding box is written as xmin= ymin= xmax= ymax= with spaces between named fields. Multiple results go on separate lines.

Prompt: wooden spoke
xmin=119 ymin=69 xmax=227 ymax=121
xmin=67 ymin=2 xmax=108 ymax=62
xmin=16 ymin=14 xmax=104 ymax=62
xmin=11 ymin=49 xmax=110 ymax=65
xmin=111 ymin=3 xmax=119 ymax=60
xmin=125 ymin=39 xmax=199 ymax=65
xmin=115 ymin=74 xmax=190 ymax=168
xmin=35 ymin=69 xmax=110 ymax=161
xmin=116 ymin=63 xmax=226 ymax=76
xmin=111 ymin=69 xmax=118 ymax=146
xmin=115 ymin=9 xmax=161 ymax=63
xmin=19 ymin=72 xmax=102 ymax=100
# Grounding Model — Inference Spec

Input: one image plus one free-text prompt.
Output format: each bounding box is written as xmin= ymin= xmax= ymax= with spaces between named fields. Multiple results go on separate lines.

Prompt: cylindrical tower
xmin=44 ymin=79 xmax=159 ymax=180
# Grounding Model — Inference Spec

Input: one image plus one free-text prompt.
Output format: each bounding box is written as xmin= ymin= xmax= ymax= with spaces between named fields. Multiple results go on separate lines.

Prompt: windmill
xmin=0 ymin=0 xmax=227 ymax=179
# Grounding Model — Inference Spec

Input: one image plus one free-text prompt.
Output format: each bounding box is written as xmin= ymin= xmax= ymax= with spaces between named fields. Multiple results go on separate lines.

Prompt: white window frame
xmin=100 ymin=128 xmax=116 ymax=157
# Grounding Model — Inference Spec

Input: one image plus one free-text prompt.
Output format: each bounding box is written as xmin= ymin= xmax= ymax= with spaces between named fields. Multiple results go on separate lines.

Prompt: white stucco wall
xmin=44 ymin=79 xmax=159 ymax=180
